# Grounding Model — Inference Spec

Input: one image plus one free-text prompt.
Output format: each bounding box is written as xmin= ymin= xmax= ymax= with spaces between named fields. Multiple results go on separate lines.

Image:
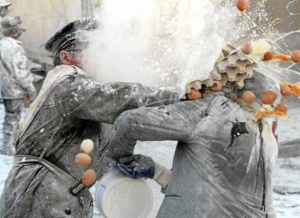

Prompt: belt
xmin=14 ymin=155 xmax=86 ymax=195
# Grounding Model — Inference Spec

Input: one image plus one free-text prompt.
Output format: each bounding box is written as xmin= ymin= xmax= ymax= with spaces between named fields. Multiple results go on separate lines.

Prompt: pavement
xmin=0 ymin=102 xmax=299 ymax=217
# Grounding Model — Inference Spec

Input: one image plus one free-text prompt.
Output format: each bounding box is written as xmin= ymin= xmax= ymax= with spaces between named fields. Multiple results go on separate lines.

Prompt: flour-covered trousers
xmin=1 ymin=98 xmax=24 ymax=155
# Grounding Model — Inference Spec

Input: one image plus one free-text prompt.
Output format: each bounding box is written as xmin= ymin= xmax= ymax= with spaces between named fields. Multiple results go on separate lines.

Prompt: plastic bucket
xmin=95 ymin=170 xmax=153 ymax=218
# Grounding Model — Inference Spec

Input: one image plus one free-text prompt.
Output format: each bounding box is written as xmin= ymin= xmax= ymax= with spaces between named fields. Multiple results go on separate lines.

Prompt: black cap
xmin=45 ymin=17 xmax=99 ymax=55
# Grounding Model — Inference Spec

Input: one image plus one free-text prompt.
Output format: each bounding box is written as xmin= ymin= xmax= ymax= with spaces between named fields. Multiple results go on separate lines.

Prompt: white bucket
xmin=95 ymin=170 xmax=154 ymax=218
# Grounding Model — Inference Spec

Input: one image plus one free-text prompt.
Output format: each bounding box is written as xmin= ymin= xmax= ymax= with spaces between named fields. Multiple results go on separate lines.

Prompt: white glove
xmin=153 ymin=162 xmax=172 ymax=188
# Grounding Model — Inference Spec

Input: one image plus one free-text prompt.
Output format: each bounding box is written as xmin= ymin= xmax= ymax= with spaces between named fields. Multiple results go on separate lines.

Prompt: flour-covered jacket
xmin=0 ymin=36 xmax=33 ymax=99
xmin=0 ymin=64 xmax=179 ymax=218
xmin=107 ymin=96 xmax=278 ymax=218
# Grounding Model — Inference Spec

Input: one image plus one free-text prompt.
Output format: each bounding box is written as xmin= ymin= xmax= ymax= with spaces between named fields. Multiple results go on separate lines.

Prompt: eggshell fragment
xmin=75 ymin=153 xmax=92 ymax=167
xmin=280 ymin=84 xmax=294 ymax=97
xmin=187 ymin=88 xmax=202 ymax=100
xmin=236 ymin=0 xmax=248 ymax=12
xmin=291 ymin=50 xmax=300 ymax=63
xmin=263 ymin=51 xmax=273 ymax=61
xmin=241 ymin=90 xmax=256 ymax=104
xmin=275 ymin=102 xmax=288 ymax=113
xmin=210 ymin=80 xmax=223 ymax=92
xmin=241 ymin=42 xmax=253 ymax=54
xmin=261 ymin=90 xmax=277 ymax=105
xmin=80 ymin=139 xmax=94 ymax=154
xmin=82 ymin=169 xmax=97 ymax=186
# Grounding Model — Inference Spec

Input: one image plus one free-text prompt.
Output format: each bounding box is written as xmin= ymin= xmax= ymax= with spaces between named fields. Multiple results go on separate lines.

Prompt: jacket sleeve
xmin=11 ymin=45 xmax=33 ymax=89
xmin=102 ymin=100 xmax=210 ymax=159
xmin=54 ymin=73 xmax=180 ymax=124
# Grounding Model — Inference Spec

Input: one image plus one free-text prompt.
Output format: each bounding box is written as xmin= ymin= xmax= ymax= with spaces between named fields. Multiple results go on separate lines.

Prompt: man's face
xmin=67 ymin=43 xmax=89 ymax=68
xmin=0 ymin=6 xmax=8 ymax=17
xmin=66 ymin=48 xmax=85 ymax=68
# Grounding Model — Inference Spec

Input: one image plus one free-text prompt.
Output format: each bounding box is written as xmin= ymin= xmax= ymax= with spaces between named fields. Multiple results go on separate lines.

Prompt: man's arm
xmin=12 ymin=44 xmax=36 ymax=100
xmin=55 ymin=74 xmax=180 ymax=124
xmin=102 ymin=100 xmax=209 ymax=186
xmin=104 ymin=101 xmax=203 ymax=158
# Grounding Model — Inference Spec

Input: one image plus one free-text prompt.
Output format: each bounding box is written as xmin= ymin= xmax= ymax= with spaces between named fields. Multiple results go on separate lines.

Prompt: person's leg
xmin=1 ymin=99 xmax=24 ymax=155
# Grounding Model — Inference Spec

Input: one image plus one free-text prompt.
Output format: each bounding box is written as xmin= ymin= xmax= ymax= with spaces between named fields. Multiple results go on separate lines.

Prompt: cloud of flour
xmin=83 ymin=0 xmax=242 ymax=92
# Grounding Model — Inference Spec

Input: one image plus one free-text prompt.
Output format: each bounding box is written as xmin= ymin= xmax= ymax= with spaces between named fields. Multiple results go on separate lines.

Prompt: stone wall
xmin=7 ymin=0 xmax=101 ymax=69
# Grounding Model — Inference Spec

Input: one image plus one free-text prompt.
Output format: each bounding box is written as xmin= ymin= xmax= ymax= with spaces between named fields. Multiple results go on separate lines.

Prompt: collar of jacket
xmin=17 ymin=65 xmax=79 ymax=138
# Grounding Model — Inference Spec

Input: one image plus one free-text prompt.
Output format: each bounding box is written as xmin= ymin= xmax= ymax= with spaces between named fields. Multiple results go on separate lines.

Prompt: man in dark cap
xmin=0 ymin=17 xmax=181 ymax=217
xmin=103 ymin=46 xmax=279 ymax=217
xmin=0 ymin=15 xmax=36 ymax=155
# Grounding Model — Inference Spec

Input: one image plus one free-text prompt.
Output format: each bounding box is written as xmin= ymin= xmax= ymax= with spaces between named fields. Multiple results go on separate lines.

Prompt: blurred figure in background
xmin=0 ymin=0 xmax=12 ymax=103
xmin=0 ymin=15 xmax=36 ymax=155
xmin=0 ymin=0 xmax=11 ymax=37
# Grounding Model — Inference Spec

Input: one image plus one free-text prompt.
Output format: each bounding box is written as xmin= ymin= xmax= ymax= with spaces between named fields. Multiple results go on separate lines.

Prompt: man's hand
xmin=106 ymin=154 xmax=172 ymax=188
xmin=114 ymin=154 xmax=155 ymax=179
xmin=26 ymin=84 xmax=37 ymax=102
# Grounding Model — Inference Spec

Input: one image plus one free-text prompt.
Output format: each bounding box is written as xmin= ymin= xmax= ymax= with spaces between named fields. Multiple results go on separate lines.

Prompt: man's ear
xmin=60 ymin=51 xmax=71 ymax=64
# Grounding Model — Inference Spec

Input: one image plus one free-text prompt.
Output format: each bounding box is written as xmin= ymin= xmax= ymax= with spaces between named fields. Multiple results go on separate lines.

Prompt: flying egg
xmin=82 ymin=169 xmax=97 ymax=186
xmin=75 ymin=153 xmax=92 ymax=167
xmin=80 ymin=139 xmax=94 ymax=154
